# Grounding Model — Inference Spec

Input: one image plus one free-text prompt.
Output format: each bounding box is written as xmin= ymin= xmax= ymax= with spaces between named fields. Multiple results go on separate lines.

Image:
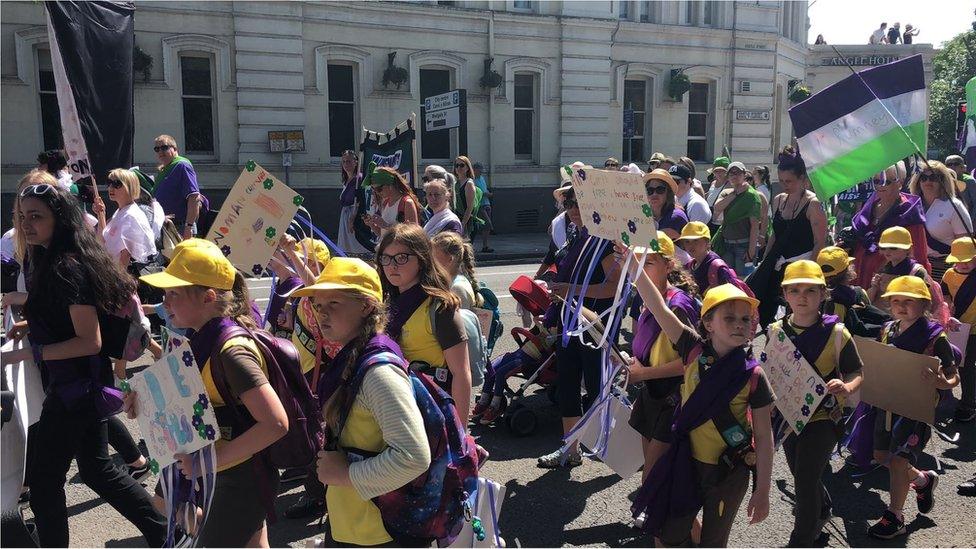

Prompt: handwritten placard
xmin=206 ymin=160 xmax=303 ymax=275
xmin=128 ymin=330 xmax=217 ymax=471
xmin=571 ymin=168 xmax=658 ymax=249
xmin=760 ymin=326 xmax=828 ymax=435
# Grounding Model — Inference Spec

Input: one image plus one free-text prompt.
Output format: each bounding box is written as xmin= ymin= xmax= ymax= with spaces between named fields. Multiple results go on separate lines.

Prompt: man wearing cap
xmin=711 ymin=161 xmax=762 ymax=275
xmin=705 ymin=156 xmax=731 ymax=232
xmin=670 ymin=164 xmax=711 ymax=224
xmin=647 ymin=152 xmax=667 ymax=173
xmin=945 ymin=155 xmax=976 ymax=212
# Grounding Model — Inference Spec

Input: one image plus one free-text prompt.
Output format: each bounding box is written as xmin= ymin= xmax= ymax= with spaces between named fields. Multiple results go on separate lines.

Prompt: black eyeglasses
xmin=108 ymin=179 xmax=125 ymax=189
xmin=377 ymin=252 xmax=416 ymax=266
xmin=20 ymin=184 xmax=56 ymax=198
xmin=153 ymin=145 xmax=172 ymax=153
xmin=728 ymin=168 xmax=745 ymax=176
xmin=454 ymin=163 xmax=466 ymax=169
xmin=605 ymin=163 xmax=619 ymax=168
xmin=645 ymin=185 xmax=668 ymax=195
xmin=918 ymin=172 xmax=940 ymax=182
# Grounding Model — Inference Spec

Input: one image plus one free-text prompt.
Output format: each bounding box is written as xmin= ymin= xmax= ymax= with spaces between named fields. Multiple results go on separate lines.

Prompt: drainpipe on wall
xmin=726 ymin=1 xmax=738 ymax=158
xmin=488 ymin=11 xmax=495 ymax=190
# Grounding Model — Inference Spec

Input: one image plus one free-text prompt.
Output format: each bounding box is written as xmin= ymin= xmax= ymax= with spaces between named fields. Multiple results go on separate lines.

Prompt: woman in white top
xmin=362 ymin=165 xmax=420 ymax=236
xmin=910 ymin=160 xmax=974 ymax=280
xmin=94 ymin=168 xmax=157 ymax=267
xmin=422 ymin=178 xmax=463 ymax=237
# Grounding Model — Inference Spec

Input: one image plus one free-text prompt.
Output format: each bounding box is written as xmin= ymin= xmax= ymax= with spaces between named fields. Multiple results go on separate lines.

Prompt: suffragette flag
xmin=789 ymin=54 xmax=927 ymax=200
xmin=959 ymin=77 xmax=976 ymax=169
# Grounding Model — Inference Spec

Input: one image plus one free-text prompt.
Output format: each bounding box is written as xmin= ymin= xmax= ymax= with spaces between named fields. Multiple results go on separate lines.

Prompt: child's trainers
xmin=868 ymin=510 xmax=907 ymax=539
xmin=472 ymin=398 xmax=491 ymax=418
xmin=480 ymin=404 xmax=503 ymax=425
xmin=913 ymin=470 xmax=939 ymax=514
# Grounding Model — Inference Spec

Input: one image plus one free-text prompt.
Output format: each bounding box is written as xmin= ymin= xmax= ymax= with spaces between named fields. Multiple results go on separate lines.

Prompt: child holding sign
xmin=867 ymin=227 xmax=947 ymax=322
xmin=942 ymin=237 xmax=976 ymax=423
xmin=767 ymin=260 xmax=863 ymax=547
xmin=626 ymin=237 xmax=775 ymax=547
xmin=868 ymin=275 xmax=959 ymax=539
xmin=132 ymin=240 xmax=289 ymax=547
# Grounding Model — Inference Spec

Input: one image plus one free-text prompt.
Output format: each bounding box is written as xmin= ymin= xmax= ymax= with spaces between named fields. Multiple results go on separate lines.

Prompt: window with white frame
xmin=686 ymin=82 xmax=712 ymax=162
xmin=622 ymin=79 xmax=649 ymax=163
xmin=619 ymin=0 xmax=631 ymax=19
xmin=512 ymin=0 xmax=534 ymax=11
xmin=513 ymin=73 xmax=537 ymax=159
xmin=37 ymin=49 xmax=62 ymax=151
xmin=180 ymin=55 xmax=216 ymax=156
xmin=420 ymin=67 xmax=453 ymax=160
xmin=327 ymin=63 xmax=357 ymax=157
xmin=640 ymin=1 xmax=660 ymax=22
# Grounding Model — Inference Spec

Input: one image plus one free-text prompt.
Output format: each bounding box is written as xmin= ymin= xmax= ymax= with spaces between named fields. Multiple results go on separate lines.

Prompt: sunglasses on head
xmin=20 ymin=184 xmax=56 ymax=198
xmin=645 ymin=184 xmax=668 ymax=195
xmin=377 ymin=252 xmax=416 ymax=266
xmin=108 ymin=179 xmax=125 ymax=189
xmin=153 ymin=145 xmax=172 ymax=153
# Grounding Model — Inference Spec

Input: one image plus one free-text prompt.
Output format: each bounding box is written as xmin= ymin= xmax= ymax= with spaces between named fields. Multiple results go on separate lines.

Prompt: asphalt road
xmin=22 ymin=263 xmax=976 ymax=547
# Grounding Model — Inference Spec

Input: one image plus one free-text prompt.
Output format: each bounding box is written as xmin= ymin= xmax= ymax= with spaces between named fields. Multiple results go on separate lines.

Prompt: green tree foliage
xmin=928 ymin=22 xmax=976 ymax=158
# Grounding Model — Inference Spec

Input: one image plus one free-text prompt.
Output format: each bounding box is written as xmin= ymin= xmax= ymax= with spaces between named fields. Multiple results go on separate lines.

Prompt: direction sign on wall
xmin=423 ymin=89 xmax=465 ymax=132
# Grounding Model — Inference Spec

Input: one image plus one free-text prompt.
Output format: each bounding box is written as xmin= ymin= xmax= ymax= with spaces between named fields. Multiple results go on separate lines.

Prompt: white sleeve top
xmin=103 ymin=203 xmax=158 ymax=263
xmin=924 ymin=198 xmax=973 ymax=255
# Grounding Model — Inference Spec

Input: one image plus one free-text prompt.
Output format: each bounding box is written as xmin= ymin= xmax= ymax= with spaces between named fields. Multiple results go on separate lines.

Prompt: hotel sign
xmin=820 ymin=55 xmax=900 ymax=67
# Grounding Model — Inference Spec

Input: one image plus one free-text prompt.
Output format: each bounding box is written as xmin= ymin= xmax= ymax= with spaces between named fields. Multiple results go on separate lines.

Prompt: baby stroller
xmin=474 ymin=276 xmax=560 ymax=436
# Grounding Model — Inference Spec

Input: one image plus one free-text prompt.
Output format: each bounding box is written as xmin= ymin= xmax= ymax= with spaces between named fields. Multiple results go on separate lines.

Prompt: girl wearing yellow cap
xmin=866 ymin=275 xmax=959 ymax=539
xmin=625 ymin=240 xmax=775 ymax=547
xmin=867 ymin=226 xmax=948 ymax=323
xmin=291 ymin=258 xmax=431 ymax=546
xmin=816 ymin=246 xmax=883 ymax=337
xmin=942 ymin=236 xmax=976 ymax=423
xmin=134 ymin=240 xmax=289 ymax=547
xmin=769 ymin=260 xmax=863 ymax=546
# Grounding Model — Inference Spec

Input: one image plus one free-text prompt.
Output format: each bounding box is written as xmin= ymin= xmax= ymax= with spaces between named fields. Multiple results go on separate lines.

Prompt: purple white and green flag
xmin=789 ymin=54 xmax=927 ymax=200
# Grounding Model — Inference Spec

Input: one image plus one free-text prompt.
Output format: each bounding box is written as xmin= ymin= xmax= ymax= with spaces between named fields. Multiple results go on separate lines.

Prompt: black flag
xmin=45 ymin=1 xmax=134 ymax=184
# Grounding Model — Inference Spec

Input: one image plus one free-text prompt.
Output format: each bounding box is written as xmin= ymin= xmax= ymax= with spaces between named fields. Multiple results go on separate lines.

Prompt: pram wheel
xmin=506 ymin=404 xmax=538 ymax=436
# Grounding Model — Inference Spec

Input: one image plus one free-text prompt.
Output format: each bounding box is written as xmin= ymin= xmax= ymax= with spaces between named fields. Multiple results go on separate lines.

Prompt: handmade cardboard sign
xmin=206 ymin=160 xmax=303 ymax=275
xmin=127 ymin=330 xmax=218 ymax=471
xmin=570 ymin=168 xmax=658 ymax=249
xmin=853 ymin=336 xmax=939 ymax=424
xmin=761 ymin=326 xmax=828 ymax=435
xmin=948 ymin=323 xmax=971 ymax=360
xmin=576 ymin=394 xmax=644 ymax=479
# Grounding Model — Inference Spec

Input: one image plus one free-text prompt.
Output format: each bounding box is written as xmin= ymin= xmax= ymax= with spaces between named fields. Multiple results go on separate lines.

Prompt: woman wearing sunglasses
xmin=850 ymin=160 xmax=931 ymax=289
xmin=1 ymin=183 xmax=166 ymax=547
xmin=361 ymin=164 xmax=420 ymax=236
xmin=375 ymin=223 xmax=472 ymax=424
xmin=93 ymin=168 xmax=157 ymax=272
xmin=909 ymin=160 xmax=974 ymax=281
xmin=453 ymin=156 xmax=486 ymax=247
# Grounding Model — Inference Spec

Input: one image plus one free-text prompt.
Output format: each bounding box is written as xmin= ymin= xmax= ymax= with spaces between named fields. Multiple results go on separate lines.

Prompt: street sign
xmin=425 ymin=108 xmax=460 ymax=131
xmin=268 ymin=130 xmax=306 ymax=152
xmin=424 ymin=90 xmax=462 ymax=112
xmin=423 ymin=89 xmax=465 ymax=132
xmin=736 ymin=109 xmax=770 ymax=121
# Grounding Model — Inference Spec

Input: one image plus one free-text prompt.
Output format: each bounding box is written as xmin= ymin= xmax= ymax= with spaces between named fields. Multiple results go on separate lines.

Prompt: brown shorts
xmin=628 ymin=385 xmax=678 ymax=443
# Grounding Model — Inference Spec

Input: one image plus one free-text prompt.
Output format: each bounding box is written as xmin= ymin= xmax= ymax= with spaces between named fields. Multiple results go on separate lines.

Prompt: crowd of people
xmin=1 ymin=134 xmax=975 ymax=549
xmin=869 ymin=22 xmax=921 ymax=45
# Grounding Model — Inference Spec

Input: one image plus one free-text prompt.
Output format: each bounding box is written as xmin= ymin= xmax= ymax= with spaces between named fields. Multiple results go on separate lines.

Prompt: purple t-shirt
xmin=154 ymin=161 xmax=200 ymax=224
xmin=657 ymin=206 xmax=689 ymax=235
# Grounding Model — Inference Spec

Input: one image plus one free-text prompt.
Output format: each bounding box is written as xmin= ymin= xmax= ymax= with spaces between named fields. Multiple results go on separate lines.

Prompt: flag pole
xmin=828 ymin=46 xmax=976 ymax=242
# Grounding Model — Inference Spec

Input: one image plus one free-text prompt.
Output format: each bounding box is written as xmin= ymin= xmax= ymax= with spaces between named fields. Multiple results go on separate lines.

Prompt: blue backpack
xmin=477 ymin=284 xmax=503 ymax=357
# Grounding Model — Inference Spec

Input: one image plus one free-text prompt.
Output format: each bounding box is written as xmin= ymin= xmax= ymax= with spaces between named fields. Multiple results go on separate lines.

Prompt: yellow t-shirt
xmin=943 ymin=268 xmax=976 ymax=334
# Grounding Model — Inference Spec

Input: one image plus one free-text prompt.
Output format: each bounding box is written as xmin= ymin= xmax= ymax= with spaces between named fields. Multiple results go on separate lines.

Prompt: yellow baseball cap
xmin=781 ymin=260 xmax=826 ymax=286
xmin=946 ymin=236 xmax=976 ymax=264
xmin=633 ymin=231 xmax=675 ymax=258
xmin=675 ymin=221 xmax=711 ymax=241
xmin=295 ymin=238 xmax=331 ymax=268
xmin=141 ymin=239 xmax=237 ymax=290
xmin=878 ymin=226 xmax=913 ymax=250
xmin=881 ymin=275 xmax=931 ymax=301
xmin=161 ymin=235 xmax=221 ymax=259
xmin=816 ymin=246 xmax=853 ymax=276
xmin=644 ymin=169 xmax=678 ymax=195
xmin=289 ymin=257 xmax=383 ymax=303
xmin=701 ymin=283 xmax=759 ymax=317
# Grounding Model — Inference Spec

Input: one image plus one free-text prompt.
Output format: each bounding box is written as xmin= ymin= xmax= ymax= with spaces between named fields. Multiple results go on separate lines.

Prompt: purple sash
xmin=830 ymin=285 xmax=859 ymax=308
xmin=692 ymin=252 xmax=721 ymax=292
xmin=887 ymin=317 xmax=944 ymax=354
xmin=632 ymin=288 xmax=700 ymax=364
xmin=851 ymin=193 xmax=926 ymax=254
xmin=317 ymin=333 xmax=404 ymax=404
xmin=631 ymin=346 xmax=757 ymax=535
xmin=385 ymin=284 xmax=428 ymax=342
xmin=952 ymin=270 xmax=976 ymax=318
xmin=190 ymin=317 xmax=241 ymax=368
xmin=884 ymin=257 xmax=918 ymax=276
xmin=783 ymin=315 xmax=839 ymax=367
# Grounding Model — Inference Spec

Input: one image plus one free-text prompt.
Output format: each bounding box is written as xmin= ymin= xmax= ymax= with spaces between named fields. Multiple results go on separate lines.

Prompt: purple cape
xmin=851 ymin=193 xmax=926 ymax=254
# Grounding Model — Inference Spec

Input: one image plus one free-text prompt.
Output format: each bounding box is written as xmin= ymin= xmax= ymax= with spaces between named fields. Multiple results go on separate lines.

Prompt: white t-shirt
xmin=924 ymin=198 xmax=973 ymax=255
xmin=869 ymin=28 xmax=885 ymax=44
xmin=102 ymin=203 xmax=157 ymax=263
xmin=0 ymin=228 xmax=15 ymax=259
xmin=706 ymin=181 xmax=729 ymax=224
xmin=678 ymin=190 xmax=712 ymax=225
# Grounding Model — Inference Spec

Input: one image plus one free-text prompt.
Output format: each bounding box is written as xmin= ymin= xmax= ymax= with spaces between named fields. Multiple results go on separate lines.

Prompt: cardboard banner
xmin=128 ymin=330 xmax=218 ymax=470
xmin=570 ymin=168 xmax=658 ymax=249
xmin=206 ymin=161 xmax=303 ymax=275
xmin=853 ymin=336 xmax=940 ymax=424
xmin=761 ymin=326 xmax=828 ymax=435
xmin=360 ymin=116 xmax=418 ymax=188
xmin=948 ymin=323 xmax=971 ymax=359
xmin=577 ymin=394 xmax=644 ymax=479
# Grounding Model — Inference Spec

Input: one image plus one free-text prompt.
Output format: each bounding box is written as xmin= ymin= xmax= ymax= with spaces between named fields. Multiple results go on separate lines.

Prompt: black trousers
xmin=106 ymin=414 xmax=143 ymax=465
xmin=28 ymin=396 xmax=166 ymax=547
xmin=959 ymin=334 xmax=976 ymax=412
xmin=555 ymin=337 xmax=604 ymax=418
xmin=783 ymin=420 xmax=838 ymax=547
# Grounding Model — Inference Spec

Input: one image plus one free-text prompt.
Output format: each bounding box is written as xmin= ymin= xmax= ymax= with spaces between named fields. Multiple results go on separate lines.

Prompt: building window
xmin=684 ymin=1 xmax=697 ymax=25
xmin=512 ymin=0 xmax=534 ymax=11
xmin=513 ymin=73 xmax=536 ymax=158
xmin=703 ymin=1 xmax=716 ymax=26
xmin=180 ymin=55 xmax=215 ymax=156
xmin=640 ymin=1 xmax=660 ymax=22
xmin=622 ymin=79 xmax=648 ymax=163
xmin=420 ymin=68 xmax=452 ymax=160
xmin=619 ymin=0 xmax=631 ymax=19
xmin=327 ymin=64 xmax=356 ymax=157
xmin=686 ymin=82 xmax=711 ymax=162
xmin=437 ymin=1 xmax=457 ymax=5
xmin=37 ymin=49 xmax=62 ymax=151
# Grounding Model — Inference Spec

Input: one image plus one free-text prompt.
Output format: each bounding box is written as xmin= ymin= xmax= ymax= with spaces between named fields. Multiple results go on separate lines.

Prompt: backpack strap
xmin=333 ymin=352 xmax=407 ymax=447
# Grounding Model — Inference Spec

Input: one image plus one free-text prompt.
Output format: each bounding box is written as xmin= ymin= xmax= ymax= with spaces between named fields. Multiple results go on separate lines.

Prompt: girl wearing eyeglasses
xmin=908 ymin=160 xmax=974 ymax=282
xmin=2 ymin=184 xmax=167 ymax=547
xmin=375 ymin=223 xmax=472 ymax=424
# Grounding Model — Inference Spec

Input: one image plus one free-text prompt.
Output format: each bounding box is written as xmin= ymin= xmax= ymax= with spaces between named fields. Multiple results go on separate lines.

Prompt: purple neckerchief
xmin=339 ymin=174 xmax=362 ymax=208
xmin=692 ymin=251 xmax=721 ymax=292
xmin=657 ymin=206 xmax=689 ymax=234
xmin=783 ymin=315 xmax=839 ymax=367
xmin=317 ymin=333 xmax=404 ymax=403
xmin=952 ymin=269 xmax=976 ymax=318
xmin=632 ymin=345 xmax=757 ymax=535
xmin=190 ymin=317 xmax=240 ymax=368
xmin=830 ymin=285 xmax=859 ymax=307
xmin=884 ymin=257 xmax=918 ymax=276
xmin=887 ymin=317 xmax=944 ymax=354
xmin=385 ymin=284 xmax=429 ymax=342
xmin=632 ymin=288 xmax=700 ymax=365
xmin=543 ymin=226 xmax=590 ymax=327
xmin=267 ymin=276 xmax=303 ymax=330
xmin=851 ymin=193 xmax=926 ymax=254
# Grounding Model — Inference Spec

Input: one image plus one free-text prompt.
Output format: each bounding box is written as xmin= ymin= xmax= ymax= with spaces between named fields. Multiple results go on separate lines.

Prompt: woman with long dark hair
xmin=337 ymin=150 xmax=374 ymax=254
xmin=1 ymin=184 xmax=166 ymax=547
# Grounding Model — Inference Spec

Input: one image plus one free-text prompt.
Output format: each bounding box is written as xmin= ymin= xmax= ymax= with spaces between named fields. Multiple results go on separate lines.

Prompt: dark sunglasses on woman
xmin=645 ymin=185 xmax=668 ymax=195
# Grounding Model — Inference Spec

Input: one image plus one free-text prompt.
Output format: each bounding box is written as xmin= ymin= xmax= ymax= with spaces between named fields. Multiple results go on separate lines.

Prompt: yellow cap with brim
xmin=141 ymin=239 xmax=236 ymax=290
xmin=702 ymin=283 xmax=760 ymax=317
xmin=289 ymin=257 xmax=383 ymax=303
xmin=632 ymin=231 xmax=675 ymax=258
xmin=644 ymin=169 xmax=678 ymax=195
xmin=816 ymin=246 xmax=853 ymax=276
xmin=161 ymin=235 xmax=220 ymax=260
xmin=675 ymin=221 xmax=711 ymax=241
xmin=881 ymin=275 xmax=931 ymax=300
xmin=946 ymin=236 xmax=976 ymax=264
xmin=295 ymin=238 xmax=331 ymax=268
xmin=782 ymin=260 xmax=826 ymax=286
xmin=878 ymin=226 xmax=913 ymax=250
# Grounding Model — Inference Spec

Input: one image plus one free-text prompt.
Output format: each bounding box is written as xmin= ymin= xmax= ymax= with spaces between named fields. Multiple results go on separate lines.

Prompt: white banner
xmin=45 ymin=10 xmax=92 ymax=182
